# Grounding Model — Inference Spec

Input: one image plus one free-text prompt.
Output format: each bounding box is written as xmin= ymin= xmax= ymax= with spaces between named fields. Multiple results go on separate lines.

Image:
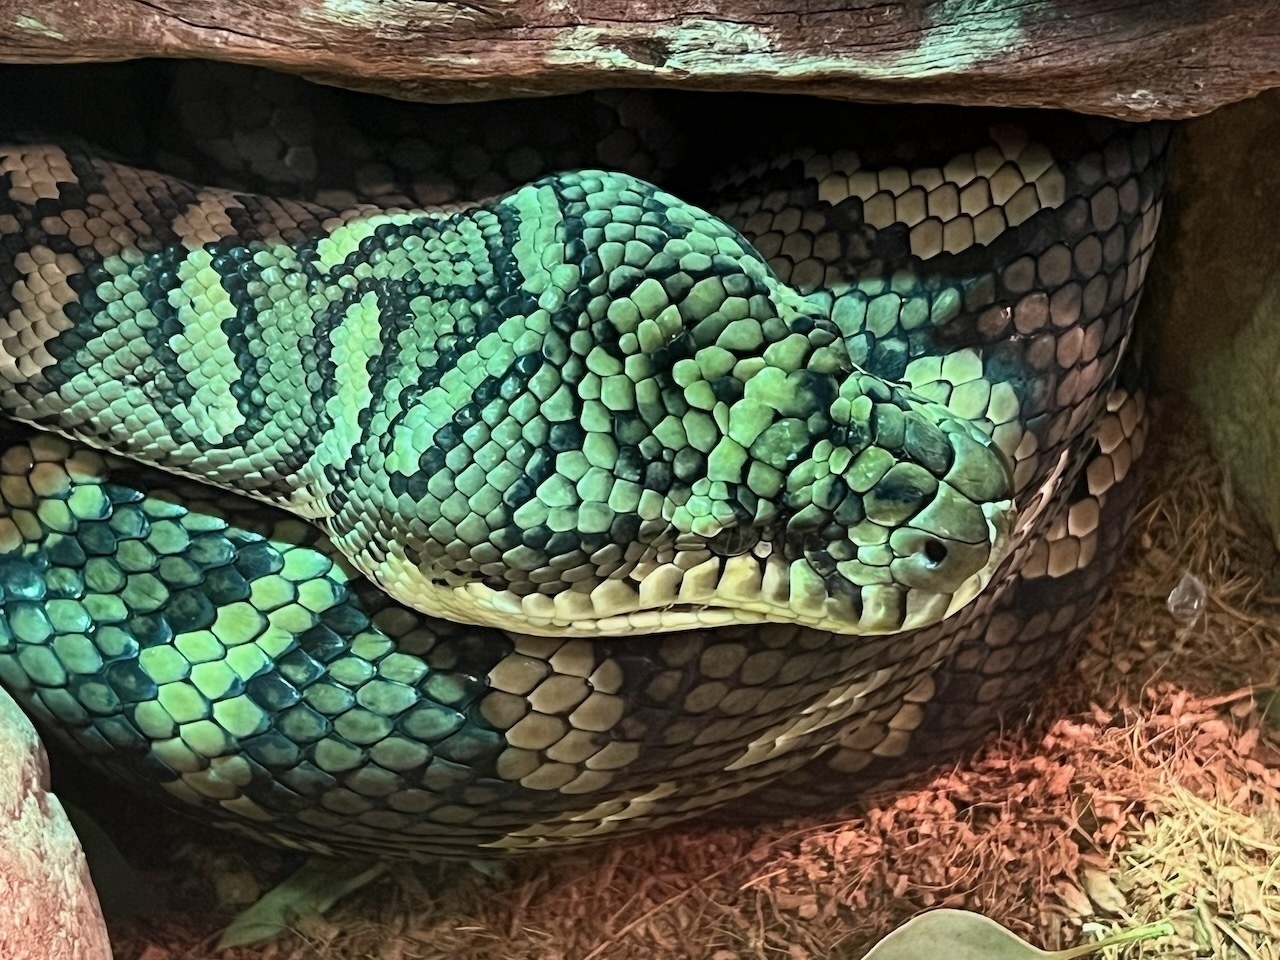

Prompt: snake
xmin=0 ymin=63 xmax=1167 ymax=857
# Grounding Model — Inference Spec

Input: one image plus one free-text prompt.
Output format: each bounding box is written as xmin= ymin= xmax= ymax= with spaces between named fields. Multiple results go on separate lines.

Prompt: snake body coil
xmin=0 ymin=67 xmax=1166 ymax=856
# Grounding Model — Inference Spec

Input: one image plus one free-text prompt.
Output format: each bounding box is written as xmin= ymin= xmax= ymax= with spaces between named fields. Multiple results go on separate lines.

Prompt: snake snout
xmin=799 ymin=400 xmax=1017 ymax=633
xmin=887 ymin=494 xmax=1005 ymax=593
xmin=884 ymin=423 xmax=1016 ymax=601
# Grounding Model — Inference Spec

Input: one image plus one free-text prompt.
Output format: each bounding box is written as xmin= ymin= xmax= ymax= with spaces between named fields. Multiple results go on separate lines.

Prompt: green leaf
xmin=862 ymin=909 xmax=1175 ymax=960
xmin=216 ymin=855 xmax=386 ymax=949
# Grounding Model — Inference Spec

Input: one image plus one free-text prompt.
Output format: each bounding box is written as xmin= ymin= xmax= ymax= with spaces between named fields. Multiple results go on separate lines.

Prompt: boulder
xmin=0 ymin=688 xmax=111 ymax=960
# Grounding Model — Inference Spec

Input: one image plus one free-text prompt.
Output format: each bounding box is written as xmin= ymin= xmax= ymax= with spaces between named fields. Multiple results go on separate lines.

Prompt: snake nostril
xmin=922 ymin=538 xmax=949 ymax=567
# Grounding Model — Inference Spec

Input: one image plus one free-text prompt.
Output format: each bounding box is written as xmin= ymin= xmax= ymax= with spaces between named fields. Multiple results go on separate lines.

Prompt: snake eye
xmin=707 ymin=524 xmax=760 ymax=557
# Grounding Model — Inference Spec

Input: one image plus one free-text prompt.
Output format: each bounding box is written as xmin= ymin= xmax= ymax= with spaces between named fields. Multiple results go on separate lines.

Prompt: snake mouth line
xmin=381 ymin=496 xmax=1016 ymax=638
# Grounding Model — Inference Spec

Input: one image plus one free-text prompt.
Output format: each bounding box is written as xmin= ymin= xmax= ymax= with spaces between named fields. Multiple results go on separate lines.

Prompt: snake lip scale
xmin=0 ymin=66 xmax=1167 ymax=856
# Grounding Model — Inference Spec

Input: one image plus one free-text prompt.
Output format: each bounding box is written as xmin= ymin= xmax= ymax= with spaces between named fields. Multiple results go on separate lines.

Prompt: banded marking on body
xmin=717 ymin=124 xmax=1068 ymax=283
xmin=168 ymin=247 xmax=246 ymax=445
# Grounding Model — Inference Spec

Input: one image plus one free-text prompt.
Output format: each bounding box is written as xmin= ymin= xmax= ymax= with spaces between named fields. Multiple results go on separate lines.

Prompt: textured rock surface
xmin=1143 ymin=88 xmax=1280 ymax=545
xmin=1194 ymin=280 xmax=1280 ymax=548
xmin=0 ymin=688 xmax=111 ymax=960
xmin=0 ymin=0 xmax=1277 ymax=118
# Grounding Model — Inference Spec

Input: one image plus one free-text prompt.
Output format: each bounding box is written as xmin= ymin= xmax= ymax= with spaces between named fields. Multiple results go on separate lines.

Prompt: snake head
xmin=748 ymin=373 xmax=1018 ymax=633
xmin=610 ymin=273 xmax=1020 ymax=636
xmin=641 ymin=296 xmax=1018 ymax=636
xmin=327 ymin=171 xmax=1014 ymax=637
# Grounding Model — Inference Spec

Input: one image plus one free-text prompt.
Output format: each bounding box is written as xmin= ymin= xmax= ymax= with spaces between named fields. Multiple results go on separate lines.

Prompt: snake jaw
xmin=371 ymin=471 xmax=1017 ymax=640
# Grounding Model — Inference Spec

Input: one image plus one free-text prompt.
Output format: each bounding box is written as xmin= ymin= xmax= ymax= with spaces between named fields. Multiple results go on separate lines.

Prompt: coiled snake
xmin=0 ymin=64 xmax=1166 ymax=857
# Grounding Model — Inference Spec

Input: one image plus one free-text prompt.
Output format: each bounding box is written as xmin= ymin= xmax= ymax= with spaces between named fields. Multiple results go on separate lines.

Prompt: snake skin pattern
xmin=0 ymin=64 xmax=1167 ymax=857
